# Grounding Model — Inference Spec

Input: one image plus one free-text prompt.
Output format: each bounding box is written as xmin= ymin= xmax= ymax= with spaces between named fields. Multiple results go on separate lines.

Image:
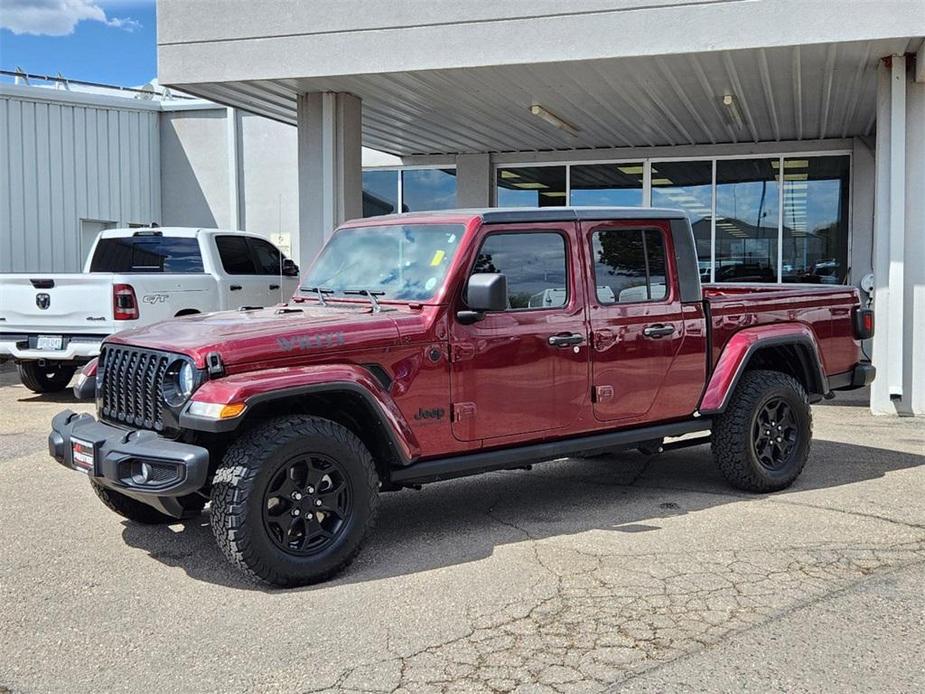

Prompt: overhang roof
xmin=170 ymin=37 xmax=918 ymax=156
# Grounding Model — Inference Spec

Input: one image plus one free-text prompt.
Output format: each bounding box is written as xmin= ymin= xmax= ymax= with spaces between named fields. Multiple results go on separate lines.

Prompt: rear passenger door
xmin=584 ymin=221 xmax=685 ymax=423
xmin=214 ymin=235 xmax=270 ymax=308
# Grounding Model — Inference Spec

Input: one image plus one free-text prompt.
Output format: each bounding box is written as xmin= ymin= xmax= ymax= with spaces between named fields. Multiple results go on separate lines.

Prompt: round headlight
xmin=179 ymin=362 xmax=195 ymax=399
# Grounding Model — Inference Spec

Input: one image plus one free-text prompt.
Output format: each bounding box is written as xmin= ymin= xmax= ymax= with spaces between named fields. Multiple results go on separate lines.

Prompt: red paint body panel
xmin=699 ymin=322 xmax=822 ymax=414
xmin=100 ymin=210 xmax=869 ymax=463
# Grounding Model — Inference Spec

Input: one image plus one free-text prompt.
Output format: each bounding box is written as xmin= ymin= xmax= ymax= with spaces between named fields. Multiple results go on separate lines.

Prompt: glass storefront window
xmin=570 ymin=163 xmax=643 ymax=206
xmin=362 ymin=170 xmax=399 ymax=217
xmin=714 ymin=158 xmax=780 ymax=283
xmin=650 ymin=161 xmax=713 ymax=283
xmin=781 ymin=156 xmax=849 ymax=284
xmin=401 ymin=169 xmax=457 ymax=211
xmin=496 ymin=166 xmax=567 ymax=207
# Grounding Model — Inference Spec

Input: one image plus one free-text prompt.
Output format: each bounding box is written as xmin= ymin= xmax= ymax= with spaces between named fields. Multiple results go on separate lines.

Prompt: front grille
xmin=99 ymin=345 xmax=171 ymax=431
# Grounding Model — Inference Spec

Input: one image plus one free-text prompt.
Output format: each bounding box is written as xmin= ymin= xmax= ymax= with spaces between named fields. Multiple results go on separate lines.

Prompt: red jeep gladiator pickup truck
xmin=49 ymin=208 xmax=875 ymax=586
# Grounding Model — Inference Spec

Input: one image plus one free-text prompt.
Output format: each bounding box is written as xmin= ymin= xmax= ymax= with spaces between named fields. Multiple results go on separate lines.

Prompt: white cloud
xmin=1 ymin=0 xmax=142 ymax=36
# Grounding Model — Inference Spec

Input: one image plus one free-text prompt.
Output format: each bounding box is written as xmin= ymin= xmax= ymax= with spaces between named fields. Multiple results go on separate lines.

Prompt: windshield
xmin=301 ymin=224 xmax=465 ymax=301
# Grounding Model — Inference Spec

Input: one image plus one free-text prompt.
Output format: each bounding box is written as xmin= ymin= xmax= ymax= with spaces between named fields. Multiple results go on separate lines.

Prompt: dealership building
xmin=1 ymin=1 xmax=923 ymax=415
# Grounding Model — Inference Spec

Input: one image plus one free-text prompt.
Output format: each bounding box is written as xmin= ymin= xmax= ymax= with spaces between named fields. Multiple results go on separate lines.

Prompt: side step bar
xmin=391 ymin=418 xmax=712 ymax=485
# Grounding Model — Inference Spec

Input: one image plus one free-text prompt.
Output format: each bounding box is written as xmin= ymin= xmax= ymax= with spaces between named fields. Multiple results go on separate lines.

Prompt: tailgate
xmin=0 ymin=274 xmax=116 ymax=333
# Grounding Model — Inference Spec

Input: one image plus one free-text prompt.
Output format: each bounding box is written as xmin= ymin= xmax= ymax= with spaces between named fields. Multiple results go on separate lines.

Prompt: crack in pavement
xmin=299 ymin=502 xmax=925 ymax=694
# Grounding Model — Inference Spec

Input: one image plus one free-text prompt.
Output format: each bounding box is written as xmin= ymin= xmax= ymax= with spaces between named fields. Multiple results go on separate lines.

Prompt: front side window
xmin=89 ymin=237 xmax=204 ymax=273
xmin=248 ymin=238 xmax=283 ymax=275
xmin=302 ymin=224 xmax=464 ymax=301
xmin=591 ymin=228 xmax=668 ymax=304
xmin=472 ymin=232 xmax=568 ymax=309
xmin=215 ymin=235 xmax=257 ymax=275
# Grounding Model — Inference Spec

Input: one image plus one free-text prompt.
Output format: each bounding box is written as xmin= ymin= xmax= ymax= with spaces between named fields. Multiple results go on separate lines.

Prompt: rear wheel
xmin=712 ymin=369 xmax=812 ymax=492
xmin=210 ymin=415 xmax=380 ymax=587
xmin=17 ymin=362 xmax=76 ymax=393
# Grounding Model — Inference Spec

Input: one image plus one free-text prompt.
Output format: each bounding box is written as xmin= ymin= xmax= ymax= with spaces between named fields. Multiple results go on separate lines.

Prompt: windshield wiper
xmin=344 ymin=288 xmax=386 ymax=313
xmin=300 ymin=286 xmax=334 ymax=306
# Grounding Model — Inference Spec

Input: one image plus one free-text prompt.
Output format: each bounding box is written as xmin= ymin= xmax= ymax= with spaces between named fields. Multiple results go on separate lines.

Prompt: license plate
xmin=37 ymin=335 xmax=63 ymax=350
xmin=71 ymin=438 xmax=95 ymax=474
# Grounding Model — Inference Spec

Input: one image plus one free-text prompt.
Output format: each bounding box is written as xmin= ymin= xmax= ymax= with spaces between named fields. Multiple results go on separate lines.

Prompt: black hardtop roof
xmin=362 ymin=207 xmax=689 ymax=224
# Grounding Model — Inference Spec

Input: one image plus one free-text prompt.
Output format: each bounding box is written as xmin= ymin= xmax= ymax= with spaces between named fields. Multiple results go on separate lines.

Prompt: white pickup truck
xmin=0 ymin=227 xmax=299 ymax=392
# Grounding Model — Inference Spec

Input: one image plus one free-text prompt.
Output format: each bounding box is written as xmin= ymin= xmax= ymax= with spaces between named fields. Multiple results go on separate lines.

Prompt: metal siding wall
xmin=0 ymin=92 xmax=160 ymax=272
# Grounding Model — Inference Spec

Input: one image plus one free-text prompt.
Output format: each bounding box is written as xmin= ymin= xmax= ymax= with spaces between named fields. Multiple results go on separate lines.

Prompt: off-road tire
xmin=89 ymin=479 xmax=204 ymax=523
xmin=210 ymin=415 xmax=380 ymax=587
xmin=712 ymin=369 xmax=812 ymax=492
xmin=17 ymin=362 xmax=76 ymax=393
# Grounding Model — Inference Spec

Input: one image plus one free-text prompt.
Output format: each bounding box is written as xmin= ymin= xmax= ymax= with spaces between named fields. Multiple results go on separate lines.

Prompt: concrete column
xmin=455 ymin=153 xmax=493 ymax=207
xmin=871 ymin=55 xmax=925 ymax=416
xmin=295 ymin=92 xmax=362 ymax=268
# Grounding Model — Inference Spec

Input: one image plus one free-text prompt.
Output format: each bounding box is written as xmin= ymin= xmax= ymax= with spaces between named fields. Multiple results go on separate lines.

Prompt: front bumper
xmin=49 ymin=410 xmax=210 ymax=518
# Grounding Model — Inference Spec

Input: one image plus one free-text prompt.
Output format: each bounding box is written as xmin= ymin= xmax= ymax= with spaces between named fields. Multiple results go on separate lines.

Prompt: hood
xmin=106 ymin=303 xmax=405 ymax=367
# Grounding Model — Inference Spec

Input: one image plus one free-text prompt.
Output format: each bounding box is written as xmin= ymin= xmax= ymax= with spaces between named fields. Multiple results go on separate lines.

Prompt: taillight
xmin=854 ymin=307 xmax=874 ymax=340
xmin=113 ymin=284 xmax=139 ymax=320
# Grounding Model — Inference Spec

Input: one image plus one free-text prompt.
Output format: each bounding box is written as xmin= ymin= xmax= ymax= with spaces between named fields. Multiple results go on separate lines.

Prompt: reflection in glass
xmin=496 ymin=167 xmax=567 ymax=207
xmin=362 ymin=170 xmax=399 ymax=217
xmin=714 ymin=158 xmax=779 ymax=283
xmin=473 ymin=233 xmax=568 ymax=308
xmin=402 ymin=169 xmax=457 ymax=211
xmin=650 ymin=161 xmax=713 ymax=282
xmin=782 ymin=156 xmax=849 ymax=284
xmin=570 ymin=164 xmax=643 ymax=206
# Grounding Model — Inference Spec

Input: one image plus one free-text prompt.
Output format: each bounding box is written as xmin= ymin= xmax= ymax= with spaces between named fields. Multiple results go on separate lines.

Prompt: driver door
xmin=448 ymin=224 xmax=589 ymax=442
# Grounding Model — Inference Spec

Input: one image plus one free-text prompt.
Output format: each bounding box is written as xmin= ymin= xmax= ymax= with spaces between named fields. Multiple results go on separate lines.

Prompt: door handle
xmin=269 ymin=284 xmax=280 ymax=290
xmin=548 ymin=332 xmax=585 ymax=348
xmin=642 ymin=324 xmax=675 ymax=339
xmin=230 ymin=285 xmax=242 ymax=291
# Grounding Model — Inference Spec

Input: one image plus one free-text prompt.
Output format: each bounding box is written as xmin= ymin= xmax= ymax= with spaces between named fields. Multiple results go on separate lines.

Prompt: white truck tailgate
xmin=0 ymin=274 xmax=116 ymax=333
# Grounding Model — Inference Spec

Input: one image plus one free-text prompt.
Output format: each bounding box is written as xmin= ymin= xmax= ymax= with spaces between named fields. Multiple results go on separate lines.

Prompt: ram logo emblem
xmin=35 ymin=293 xmax=50 ymax=310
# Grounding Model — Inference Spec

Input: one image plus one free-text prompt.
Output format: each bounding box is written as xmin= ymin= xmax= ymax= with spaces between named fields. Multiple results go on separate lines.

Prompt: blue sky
xmin=0 ymin=0 xmax=157 ymax=86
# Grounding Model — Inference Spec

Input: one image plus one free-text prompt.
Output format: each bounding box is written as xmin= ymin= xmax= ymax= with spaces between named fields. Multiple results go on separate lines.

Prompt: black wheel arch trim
xmin=179 ymin=380 xmax=413 ymax=465
xmin=702 ymin=335 xmax=829 ymax=416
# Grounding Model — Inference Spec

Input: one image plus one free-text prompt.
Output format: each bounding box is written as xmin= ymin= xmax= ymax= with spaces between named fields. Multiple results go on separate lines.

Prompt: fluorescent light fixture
xmin=721 ymin=94 xmax=744 ymax=131
xmin=771 ymin=159 xmax=809 ymax=169
xmin=530 ymin=104 xmax=579 ymax=137
xmin=617 ymin=165 xmax=644 ymax=175
xmin=512 ymin=182 xmax=549 ymax=189
xmin=543 ymin=191 xmax=567 ymax=197
xmin=651 ymin=178 xmax=674 ymax=186
xmin=500 ymin=170 xmax=521 ymax=180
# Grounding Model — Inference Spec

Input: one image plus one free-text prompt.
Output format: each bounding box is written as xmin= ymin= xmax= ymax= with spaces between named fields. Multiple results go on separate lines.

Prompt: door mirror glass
xmin=281 ymin=258 xmax=299 ymax=277
xmin=466 ymin=273 xmax=508 ymax=312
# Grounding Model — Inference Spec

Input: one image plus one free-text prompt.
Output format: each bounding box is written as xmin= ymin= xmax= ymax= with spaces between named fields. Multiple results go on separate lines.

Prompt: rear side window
xmin=216 ymin=235 xmax=257 ymax=274
xmin=89 ymin=237 xmax=204 ymax=273
xmin=472 ymin=232 xmax=568 ymax=309
xmin=591 ymin=228 xmax=668 ymax=304
xmin=248 ymin=238 xmax=283 ymax=275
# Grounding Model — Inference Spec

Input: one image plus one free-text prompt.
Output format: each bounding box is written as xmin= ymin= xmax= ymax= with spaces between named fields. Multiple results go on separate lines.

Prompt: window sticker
xmin=425 ymin=277 xmax=437 ymax=291
xmin=430 ymin=250 xmax=446 ymax=266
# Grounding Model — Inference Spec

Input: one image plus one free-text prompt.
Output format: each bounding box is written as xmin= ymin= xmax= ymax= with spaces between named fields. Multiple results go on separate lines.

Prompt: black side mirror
xmin=281 ymin=258 xmax=299 ymax=277
xmin=458 ymin=273 xmax=507 ymax=324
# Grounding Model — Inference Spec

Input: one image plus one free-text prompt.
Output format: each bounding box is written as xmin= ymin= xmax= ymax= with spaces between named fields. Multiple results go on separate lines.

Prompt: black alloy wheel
xmin=263 ymin=454 xmax=352 ymax=555
xmin=752 ymin=397 xmax=799 ymax=470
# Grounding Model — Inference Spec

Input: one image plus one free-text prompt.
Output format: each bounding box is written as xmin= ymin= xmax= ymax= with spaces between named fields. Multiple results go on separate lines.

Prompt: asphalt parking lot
xmin=1 ymin=366 xmax=923 ymax=694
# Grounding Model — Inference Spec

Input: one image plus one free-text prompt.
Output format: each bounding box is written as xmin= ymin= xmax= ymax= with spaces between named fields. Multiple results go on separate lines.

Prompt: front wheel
xmin=711 ymin=369 xmax=812 ymax=492
xmin=17 ymin=362 xmax=76 ymax=393
xmin=210 ymin=415 xmax=380 ymax=587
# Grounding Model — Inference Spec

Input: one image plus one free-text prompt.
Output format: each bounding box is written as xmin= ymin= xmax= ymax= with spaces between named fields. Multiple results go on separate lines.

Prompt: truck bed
xmin=703 ymin=283 xmax=863 ymax=378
